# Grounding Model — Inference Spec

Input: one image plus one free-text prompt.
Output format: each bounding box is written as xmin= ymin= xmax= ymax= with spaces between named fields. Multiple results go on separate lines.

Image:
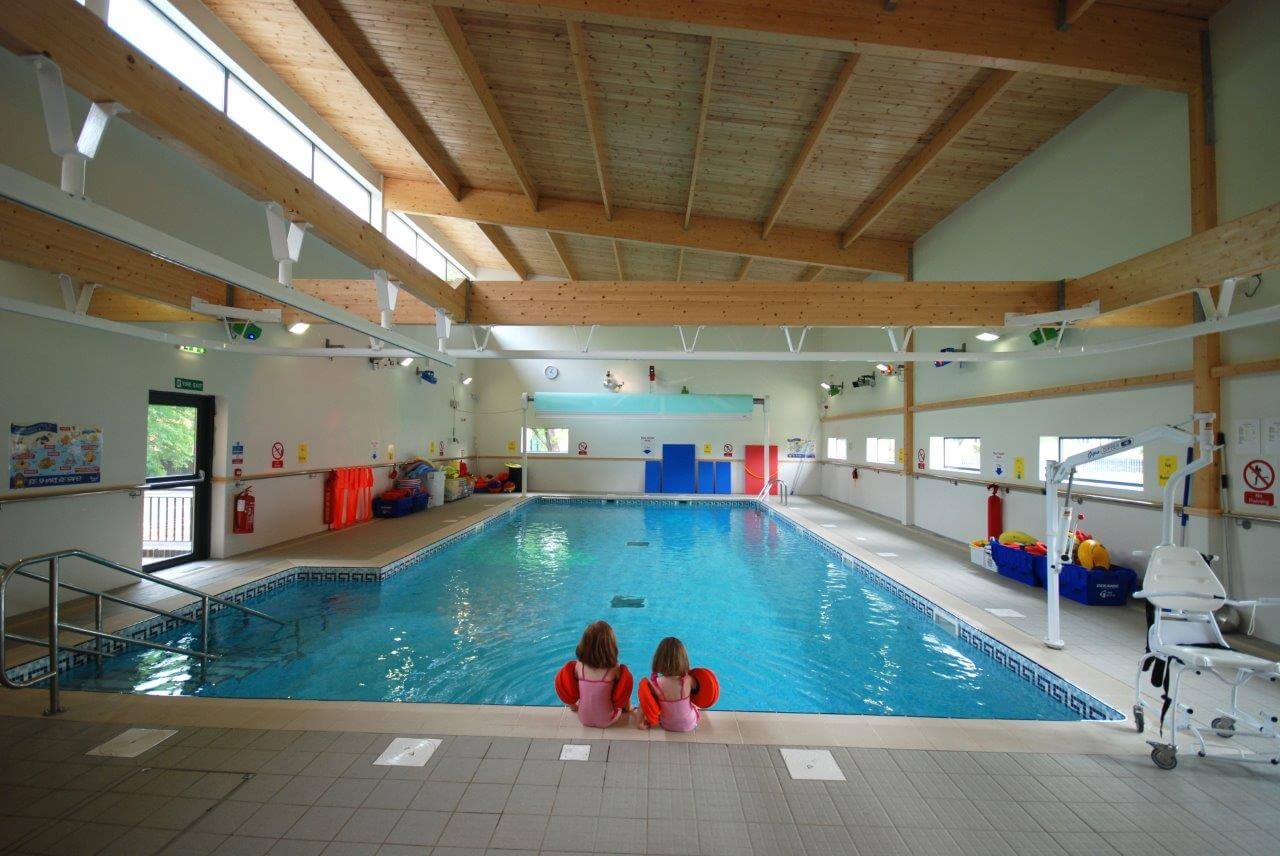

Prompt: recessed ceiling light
xmin=461 ymin=376 xmax=473 ymax=385
xmin=287 ymin=321 xmax=311 ymax=335
xmin=976 ymin=331 xmax=1001 ymax=342
xmin=819 ymin=381 xmax=831 ymax=390
xmin=400 ymin=357 xmax=415 ymax=367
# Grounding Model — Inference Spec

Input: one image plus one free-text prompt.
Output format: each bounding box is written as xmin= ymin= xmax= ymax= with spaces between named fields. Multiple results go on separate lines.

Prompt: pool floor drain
xmin=626 ymin=540 xmax=649 ymax=547
xmin=611 ymin=595 xmax=645 ymax=608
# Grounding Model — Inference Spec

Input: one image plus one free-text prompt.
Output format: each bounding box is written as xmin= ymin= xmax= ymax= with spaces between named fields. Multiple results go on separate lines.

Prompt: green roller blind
xmin=532 ymin=393 xmax=755 ymax=418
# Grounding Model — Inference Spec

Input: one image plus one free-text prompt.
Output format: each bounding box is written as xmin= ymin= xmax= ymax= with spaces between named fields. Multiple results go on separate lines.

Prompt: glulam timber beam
xmin=468 ymin=279 xmax=1060 ymax=326
xmin=440 ymin=0 xmax=1201 ymax=91
xmin=566 ymin=21 xmax=612 ymax=219
xmin=547 ymin=232 xmax=579 ymax=280
xmin=0 ymin=0 xmax=465 ymax=317
xmin=683 ymin=36 xmax=719 ymax=229
xmin=763 ymin=53 xmax=860 ymax=239
xmin=433 ymin=5 xmax=539 ymax=209
xmin=385 ymin=182 xmax=910 ymax=274
xmin=1059 ymin=1 xmax=1100 ymax=30
xmin=841 ymin=70 xmax=1018 ymax=247
xmin=289 ymin=0 xmax=461 ymax=198
xmin=1066 ymin=203 xmax=1280 ymax=314
xmin=476 ymin=223 xmax=532 ymax=279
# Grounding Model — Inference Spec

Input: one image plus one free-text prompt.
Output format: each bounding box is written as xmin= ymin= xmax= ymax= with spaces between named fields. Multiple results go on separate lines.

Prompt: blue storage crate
xmin=373 ymin=495 xmax=414 ymax=518
xmin=1057 ymin=563 xmax=1138 ymax=605
xmin=410 ymin=492 xmax=430 ymax=512
xmin=990 ymin=539 xmax=1044 ymax=588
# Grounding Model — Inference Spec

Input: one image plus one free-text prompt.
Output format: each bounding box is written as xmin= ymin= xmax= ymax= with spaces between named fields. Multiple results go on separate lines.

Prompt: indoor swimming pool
xmin=56 ymin=499 xmax=1113 ymax=720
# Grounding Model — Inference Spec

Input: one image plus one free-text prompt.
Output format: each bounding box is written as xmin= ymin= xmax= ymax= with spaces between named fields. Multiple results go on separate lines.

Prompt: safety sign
xmin=1013 ymin=456 xmax=1026 ymax=480
xmin=1157 ymin=454 xmax=1179 ymax=487
xmin=507 ymin=440 xmax=517 ymax=453
xmin=703 ymin=443 xmax=712 ymax=455
xmin=231 ymin=441 xmax=244 ymax=468
xmin=1243 ymin=459 xmax=1275 ymax=507
xmin=916 ymin=448 xmax=926 ymax=469
xmin=577 ymin=441 xmax=589 ymax=456
xmin=270 ymin=441 xmax=285 ymax=469
xmin=641 ymin=436 xmax=655 ymax=457
xmin=298 ymin=442 xmax=308 ymax=464
xmin=992 ymin=450 xmax=1006 ymax=478
xmin=723 ymin=443 xmax=733 ymax=458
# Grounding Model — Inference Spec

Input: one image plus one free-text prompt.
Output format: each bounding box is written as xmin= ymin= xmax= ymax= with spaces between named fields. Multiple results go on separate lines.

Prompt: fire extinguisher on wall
xmin=986 ymin=484 xmax=1003 ymax=540
xmin=233 ymin=487 xmax=255 ymax=534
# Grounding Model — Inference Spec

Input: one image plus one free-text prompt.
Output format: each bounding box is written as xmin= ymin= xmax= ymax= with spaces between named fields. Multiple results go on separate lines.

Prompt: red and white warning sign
xmin=577 ymin=441 xmax=589 ymax=456
xmin=1243 ymin=459 xmax=1274 ymax=506
xmin=917 ymin=448 xmax=926 ymax=469
xmin=271 ymin=441 xmax=285 ymax=470
xmin=723 ymin=443 xmax=733 ymax=458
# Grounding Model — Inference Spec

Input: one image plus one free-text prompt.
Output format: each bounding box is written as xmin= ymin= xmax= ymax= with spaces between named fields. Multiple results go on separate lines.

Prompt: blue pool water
xmin=63 ymin=501 xmax=1081 ymax=719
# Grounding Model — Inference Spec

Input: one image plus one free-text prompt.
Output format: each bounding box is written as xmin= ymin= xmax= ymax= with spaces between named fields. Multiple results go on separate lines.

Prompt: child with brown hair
xmin=561 ymin=620 xmax=633 ymax=727
xmin=636 ymin=636 xmax=702 ymax=732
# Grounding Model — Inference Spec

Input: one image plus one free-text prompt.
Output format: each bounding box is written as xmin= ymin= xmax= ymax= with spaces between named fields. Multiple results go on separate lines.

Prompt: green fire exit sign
xmin=175 ymin=377 xmax=204 ymax=391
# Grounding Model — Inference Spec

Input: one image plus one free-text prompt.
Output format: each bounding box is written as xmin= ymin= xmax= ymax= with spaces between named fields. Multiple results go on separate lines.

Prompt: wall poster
xmin=10 ymin=422 xmax=103 ymax=489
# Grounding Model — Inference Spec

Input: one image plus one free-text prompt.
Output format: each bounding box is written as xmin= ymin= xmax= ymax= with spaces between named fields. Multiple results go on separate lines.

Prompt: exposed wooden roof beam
xmin=476 ymin=222 xmax=532 ymax=279
xmin=1059 ymin=1 xmax=1099 ymax=31
xmin=841 ymin=69 xmax=1018 ymax=247
xmin=736 ymin=257 xmax=754 ymax=281
xmin=469 ymin=279 xmax=1061 ymax=326
xmin=675 ymin=248 xmax=685 ymax=281
xmin=1067 ymin=202 xmax=1280 ymax=314
xmin=613 ymin=240 xmax=626 ymax=280
xmin=0 ymin=0 xmax=464 ymax=317
xmin=289 ymin=0 xmax=461 ymax=199
xmin=440 ymin=0 xmax=1200 ymax=91
xmin=762 ymin=53 xmax=861 ymax=239
xmin=801 ymin=265 xmax=825 ymax=281
xmin=433 ymin=5 xmax=539 ymax=209
xmin=547 ymin=231 xmax=579 ymax=280
xmin=566 ymin=21 xmax=612 ymax=220
xmin=683 ymin=36 xmax=719 ymax=230
xmin=385 ymin=182 xmax=909 ymax=274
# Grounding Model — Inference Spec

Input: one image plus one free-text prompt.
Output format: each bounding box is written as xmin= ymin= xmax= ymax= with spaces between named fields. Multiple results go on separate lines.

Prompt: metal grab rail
xmin=1 ymin=547 xmax=284 ymax=715
xmin=757 ymin=477 xmax=790 ymax=506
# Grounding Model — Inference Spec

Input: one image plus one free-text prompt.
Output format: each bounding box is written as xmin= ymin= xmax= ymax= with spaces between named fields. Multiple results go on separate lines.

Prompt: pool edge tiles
xmin=5 ymin=494 xmax=1123 ymax=723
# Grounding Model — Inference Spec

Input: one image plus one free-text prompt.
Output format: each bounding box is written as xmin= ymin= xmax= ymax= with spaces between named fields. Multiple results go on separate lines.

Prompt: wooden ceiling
xmin=198 ymin=1 xmax=1213 ymax=281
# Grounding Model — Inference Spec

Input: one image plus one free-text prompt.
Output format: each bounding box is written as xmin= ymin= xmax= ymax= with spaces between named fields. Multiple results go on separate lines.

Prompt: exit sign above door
xmin=174 ymin=377 xmax=204 ymax=391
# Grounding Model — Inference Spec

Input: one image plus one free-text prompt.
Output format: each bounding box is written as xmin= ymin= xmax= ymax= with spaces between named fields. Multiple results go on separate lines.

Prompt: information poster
xmin=10 ymin=422 xmax=102 ymax=489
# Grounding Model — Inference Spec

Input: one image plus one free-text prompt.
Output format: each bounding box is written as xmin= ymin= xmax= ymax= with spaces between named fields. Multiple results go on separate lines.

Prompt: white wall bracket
xmin=57 ymin=274 xmax=97 ymax=315
xmin=264 ymin=202 xmax=310 ymax=287
xmin=781 ymin=325 xmax=810 ymax=354
xmin=1193 ymin=277 xmax=1239 ymax=322
xmin=470 ymin=325 xmax=493 ymax=352
xmin=190 ymin=297 xmax=283 ymax=324
xmin=575 ymin=324 xmax=598 ymax=354
xmin=1004 ymin=299 xmax=1100 ymax=327
xmin=372 ymin=268 xmax=398 ymax=330
xmin=27 ymin=56 xmax=126 ymax=198
xmin=675 ymin=325 xmax=705 ymax=354
xmin=435 ymin=313 xmax=452 ymax=353
xmin=883 ymin=325 xmax=914 ymax=353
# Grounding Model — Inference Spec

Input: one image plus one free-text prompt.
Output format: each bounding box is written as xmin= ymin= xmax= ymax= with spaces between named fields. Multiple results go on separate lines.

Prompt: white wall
xmin=819 ymin=0 xmax=1280 ymax=641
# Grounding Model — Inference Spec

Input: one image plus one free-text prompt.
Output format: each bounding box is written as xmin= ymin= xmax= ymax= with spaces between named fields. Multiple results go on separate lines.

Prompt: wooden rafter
xmin=0 ymin=0 xmax=464 ymax=316
xmin=1067 ymin=203 xmax=1279 ymax=314
xmin=683 ymin=36 xmax=719 ymax=230
xmin=1059 ymin=1 xmax=1099 ymax=30
xmin=289 ymin=0 xmax=460 ymax=199
xmin=566 ymin=21 xmax=612 ymax=220
xmin=476 ymin=223 xmax=532 ymax=279
xmin=736 ymin=257 xmax=754 ymax=281
xmin=675 ymin=248 xmax=685 ymax=281
xmin=801 ymin=265 xmax=825 ymax=282
xmin=438 ymin=0 xmax=1201 ymax=91
xmin=762 ymin=53 xmax=861 ymax=239
xmin=433 ymin=5 xmax=539 ymax=209
xmin=469 ymin=279 xmax=1061 ymax=326
xmin=547 ymin=232 xmax=579 ymax=280
xmin=613 ymin=240 xmax=626 ymax=280
xmin=385 ymin=182 xmax=910 ymax=274
xmin=841 ymin=69 xmax=1019 ymax=247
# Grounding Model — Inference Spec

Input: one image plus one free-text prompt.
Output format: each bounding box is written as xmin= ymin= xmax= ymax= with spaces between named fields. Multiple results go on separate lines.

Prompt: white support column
xmin=521 ymin=392 xmax=531 ymax=496
xmin=264 ymin=203 xmax=309 ymax=287
xmin=27 ymin=56 xmax=125 ymax=198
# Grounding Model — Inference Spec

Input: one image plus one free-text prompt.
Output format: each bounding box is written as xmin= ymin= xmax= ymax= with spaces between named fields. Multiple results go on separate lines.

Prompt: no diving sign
xmin=1243 ymin=459 xmax=1274 ymax=507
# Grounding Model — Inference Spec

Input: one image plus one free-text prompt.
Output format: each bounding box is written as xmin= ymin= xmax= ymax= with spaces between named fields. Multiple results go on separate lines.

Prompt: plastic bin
xmin=1035 ymin=562 xmax=1138 ymax=605
xmin=373 ymin=495 xmax=414 ymax=518
xmin=990 ymin=539 xmax=1044 ymax=588
xmin=506 ymin=464 xmax=523 ymax=492
xmin=410 ymin=491 xmax=430 ymax=512
xmin=426 ymin=471 xmax=445 ymax=507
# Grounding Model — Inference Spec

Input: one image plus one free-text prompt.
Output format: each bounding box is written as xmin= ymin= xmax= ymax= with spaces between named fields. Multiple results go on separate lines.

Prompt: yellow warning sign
xmin=506 ymin=440 xmax=517 ymax=453
xmin=388 ymin=444 xmax=396 ymax=461
xmin=428 ymin=441 xmax=435 ymax=455
xmin=897 ymin=447 xmax=905 ymax=464
xmin=703 ymin=443 xmax=712 ymax=455
xmin=1157 ymin=454 xmax=1179 ymax=486
xmin=1013 ymin=456 xmax=1026 ymax=480
xmin=297 ymin=442 xmax=308 ymax=464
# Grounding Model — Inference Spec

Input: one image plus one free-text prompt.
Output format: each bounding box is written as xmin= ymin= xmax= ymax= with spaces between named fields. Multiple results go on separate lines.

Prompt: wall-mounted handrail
xmin=0 ymin=472 xmax=206 ymax=509
xmin=758 ymin=477 xmax=790 ymax=506
xmin=1 ymin=546 xmax=283 ymax=715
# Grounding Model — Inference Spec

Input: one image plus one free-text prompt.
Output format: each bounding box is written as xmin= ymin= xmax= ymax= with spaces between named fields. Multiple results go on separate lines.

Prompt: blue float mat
xmin=714 ymin=461 xmax=732 ymax=494
xmin=696 ymin=461 xmax=715 ymax=493
xmin=661 ymin=444 xmax=696 ymax=493
xmin=644 ymin=460 xmax=662 ymax=493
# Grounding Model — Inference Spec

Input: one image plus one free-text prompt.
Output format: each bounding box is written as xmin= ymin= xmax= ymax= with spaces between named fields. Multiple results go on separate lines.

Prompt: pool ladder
xmin=757 ymin=477 xmax=790 ymax=506
xmin=0 ymin=548 xmax=286 ymax=715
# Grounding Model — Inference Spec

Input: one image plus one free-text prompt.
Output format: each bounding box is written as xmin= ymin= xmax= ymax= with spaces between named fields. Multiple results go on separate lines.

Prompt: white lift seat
xmin=1156 ymin=645 xmax=1280 ymax=674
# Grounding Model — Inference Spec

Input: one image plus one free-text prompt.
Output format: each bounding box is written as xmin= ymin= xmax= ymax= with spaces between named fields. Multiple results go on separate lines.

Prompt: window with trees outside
xmin=524 ymin=428 xmax=570 ymax=454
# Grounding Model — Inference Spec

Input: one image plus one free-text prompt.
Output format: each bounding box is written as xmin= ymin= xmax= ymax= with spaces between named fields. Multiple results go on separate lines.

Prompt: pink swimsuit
xmin=575 ymin=664 xmax=623 ymax=727
xmin=652 ymin=673 xmax=700 ymax=732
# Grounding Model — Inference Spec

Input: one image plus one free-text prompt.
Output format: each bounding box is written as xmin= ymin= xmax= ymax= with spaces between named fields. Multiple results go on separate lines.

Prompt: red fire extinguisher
xmin=233 ymin=487 xmax=255 ymax=534
xmin=986 ymin=484 xmax=1003 ymax=540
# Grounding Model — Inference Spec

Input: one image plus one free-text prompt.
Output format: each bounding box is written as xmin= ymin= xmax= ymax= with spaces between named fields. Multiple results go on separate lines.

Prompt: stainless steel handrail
xmin=0 ymin=471 xmax=206 ymax=508
xmin=1 ymin=547 xmax=284 ymax=715
xmin=757 ymin=477 xmax=790 ymax=506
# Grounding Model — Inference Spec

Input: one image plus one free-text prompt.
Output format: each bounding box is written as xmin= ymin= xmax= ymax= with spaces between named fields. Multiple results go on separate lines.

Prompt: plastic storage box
xmin=990 ymin=539 xmax=1043 ymax=587
xmin=373 ymin=495 xmax=414 ymax=518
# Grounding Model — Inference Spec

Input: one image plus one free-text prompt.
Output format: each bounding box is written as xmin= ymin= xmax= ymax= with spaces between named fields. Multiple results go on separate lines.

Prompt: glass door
xmin=142 ymin=391 xmax=213 ymax=570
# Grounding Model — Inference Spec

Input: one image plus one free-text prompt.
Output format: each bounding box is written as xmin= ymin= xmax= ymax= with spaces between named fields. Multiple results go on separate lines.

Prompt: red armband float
xmin=554 ymin=660 xmax=579 ymax=706
xmin=637 ymin=677 xmax=661 ymax=726
xmin=612 ymin=665 xmax=634 ymax=710
xmin=690 ymin=667 xmax=720 ymax=708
